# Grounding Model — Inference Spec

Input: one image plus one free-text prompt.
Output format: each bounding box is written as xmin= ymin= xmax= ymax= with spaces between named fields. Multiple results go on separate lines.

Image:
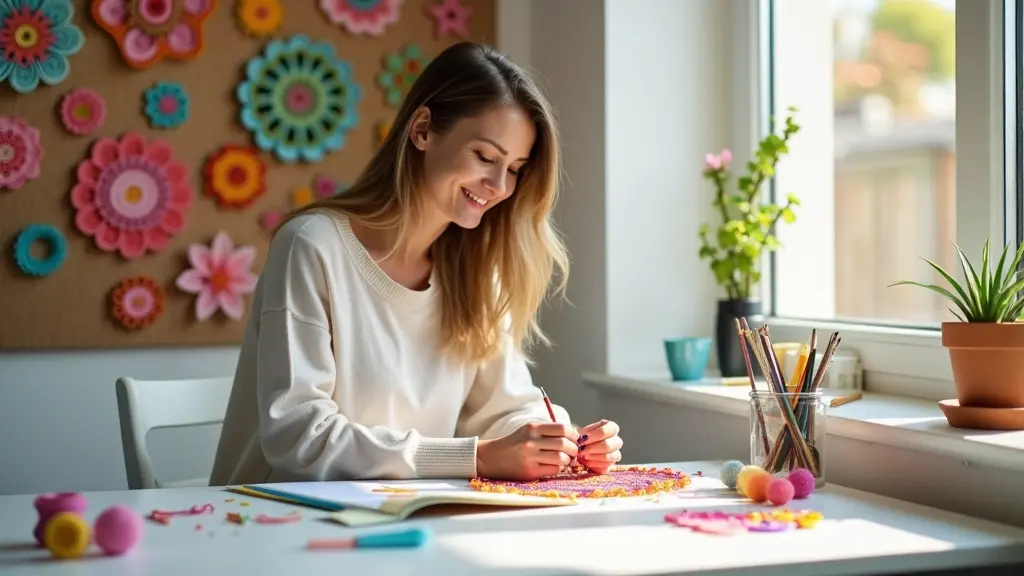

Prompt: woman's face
xmin=412 ymin=104 xmax=536 ymax=230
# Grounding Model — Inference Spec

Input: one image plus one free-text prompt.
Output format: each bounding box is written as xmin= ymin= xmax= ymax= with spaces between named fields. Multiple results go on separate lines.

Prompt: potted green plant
xmin=698 ymin=108 xmax=801 ymax=377
xmin=890 ymin=239 xmax=1024 ymax=428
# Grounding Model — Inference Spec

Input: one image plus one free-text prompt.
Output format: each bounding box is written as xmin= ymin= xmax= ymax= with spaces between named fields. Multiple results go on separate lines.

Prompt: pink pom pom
xmin=93 ymin=505 xmax=143 ymax=555
xmin=766 ymin=478 xmax=795 ymax=506
xmin=787 ymin=468 xmax=815 ymax=499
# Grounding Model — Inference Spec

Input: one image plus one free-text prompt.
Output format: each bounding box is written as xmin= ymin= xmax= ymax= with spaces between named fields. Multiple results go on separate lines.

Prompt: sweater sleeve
xmin=456 ymin=334 xmax=573 ymax=440
xmin=255 ymin=216 xmax=478 ymax=481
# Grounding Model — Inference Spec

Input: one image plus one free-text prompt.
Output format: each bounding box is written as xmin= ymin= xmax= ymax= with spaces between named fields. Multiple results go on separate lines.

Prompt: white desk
xmin=1 ymin=461 xmax=1023 ymax=575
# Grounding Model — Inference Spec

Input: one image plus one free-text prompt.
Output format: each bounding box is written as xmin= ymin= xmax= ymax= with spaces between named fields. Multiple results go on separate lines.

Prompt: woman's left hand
xmin=575 ymin=419 xmax=623 ymax=474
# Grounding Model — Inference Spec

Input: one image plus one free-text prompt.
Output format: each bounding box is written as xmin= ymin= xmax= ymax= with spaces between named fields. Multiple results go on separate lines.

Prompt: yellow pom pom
xmin=44 ymin=512 xmax=91 ymax=559
xmin=735 ymin=465 xmax=767 ymax=497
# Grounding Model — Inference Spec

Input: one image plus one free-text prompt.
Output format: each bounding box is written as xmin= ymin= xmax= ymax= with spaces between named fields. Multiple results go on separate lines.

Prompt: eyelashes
xmin=474 ymin=150 xmax=519 ymax=177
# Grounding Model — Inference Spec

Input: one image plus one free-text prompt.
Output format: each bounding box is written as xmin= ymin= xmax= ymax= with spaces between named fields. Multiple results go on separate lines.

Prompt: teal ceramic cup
xmin=664 ymin=337 xmax=713 ymax=381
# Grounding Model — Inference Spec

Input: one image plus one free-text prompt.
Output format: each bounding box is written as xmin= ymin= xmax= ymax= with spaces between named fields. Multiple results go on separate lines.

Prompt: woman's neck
xmin=350 ymin=213 xmax=449 ymax=265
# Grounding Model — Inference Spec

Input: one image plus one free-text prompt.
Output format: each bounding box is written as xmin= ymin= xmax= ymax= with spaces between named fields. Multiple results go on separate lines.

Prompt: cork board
xmin=0 ymin=0 xmax=495 ymax=350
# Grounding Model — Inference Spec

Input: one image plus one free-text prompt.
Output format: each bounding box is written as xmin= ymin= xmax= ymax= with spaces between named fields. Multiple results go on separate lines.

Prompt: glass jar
xmin=749 ymin=390 xmax=826 ymax=487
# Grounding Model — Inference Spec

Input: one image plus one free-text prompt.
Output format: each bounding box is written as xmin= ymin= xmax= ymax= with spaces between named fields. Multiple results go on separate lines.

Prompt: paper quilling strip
xmin=470 ymin=466 xmax=692 ymax=500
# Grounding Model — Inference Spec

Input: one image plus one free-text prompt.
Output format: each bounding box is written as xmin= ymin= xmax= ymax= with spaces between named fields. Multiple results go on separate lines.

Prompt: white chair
xmin=115 ymin=376 xmax=234 ymax=490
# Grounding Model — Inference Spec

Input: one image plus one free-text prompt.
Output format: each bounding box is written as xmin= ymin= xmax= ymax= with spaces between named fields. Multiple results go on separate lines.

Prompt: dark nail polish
xmin=581 ymin=434 xmax=589 ymax=441
xmin=579 ymin=445 xmax=585 ymax=451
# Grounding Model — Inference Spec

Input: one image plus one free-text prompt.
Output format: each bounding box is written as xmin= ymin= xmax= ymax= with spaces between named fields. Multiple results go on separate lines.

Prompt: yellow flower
xmin=376 ymin=119 xmax=392 ymax=147
xmin=237 ymin=0 xmax=283 ymax=37
xmin=291 ymin=187 xmax=315 ymax=208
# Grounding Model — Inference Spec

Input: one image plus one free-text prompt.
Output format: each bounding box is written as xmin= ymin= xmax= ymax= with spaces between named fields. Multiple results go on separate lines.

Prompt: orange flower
xmin=111 ymin=276 xmax=165 ymax=330
xmin=204 ymin=145 xmax=266 ymax=209
xmin=291 ymin=187 xmax=314 ymax=208
xmin=236 ymin=0 xmax=282 ymax=37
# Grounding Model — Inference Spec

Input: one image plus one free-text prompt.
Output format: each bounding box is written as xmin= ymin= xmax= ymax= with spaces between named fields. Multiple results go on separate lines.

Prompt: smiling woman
xmin=209 ymin=42 xmax=626 ymax=487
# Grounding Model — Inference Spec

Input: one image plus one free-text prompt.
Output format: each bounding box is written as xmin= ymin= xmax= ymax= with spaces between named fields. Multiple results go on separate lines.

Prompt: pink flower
xmin=175 ymin=232 xmax=258 ymax=321
xmin=0 ymin=116 xmax=43 ymax=190
xmin=60 ymin=88 xmax=107 ymax=136
xmin=702 ymin=148 xmax=733 ymax=173
xmin=320 ymin=0 xmax=404 ymax=36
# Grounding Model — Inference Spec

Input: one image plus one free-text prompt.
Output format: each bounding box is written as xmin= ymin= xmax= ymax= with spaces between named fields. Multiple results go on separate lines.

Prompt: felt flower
xmin=13 ymin=223 xmax=67 ymax=277
xmin=70 ymin=132 xmax=193 ymax=260
xmin=427 ymin=0 xmax=470 ymax=39
xmin=203 ymin=144 xmax=265 ymax=209
xmin=176 ymin=232 xmax=258 ymax=321
xmin=111 ymin=276 xmax=165 ymax=329
xmin=319 ymin=0 xmax=403 ymax=37
xmin=259 ymin=208 xmax=282 ymax=232
xmin=143 ymin=81 xmax=189 ymax=129
xmin=376 ymin=44 xmax=427 ymax=108
xmin=237 ymin=34 xmax=362 ymax=163
xmin=291 ymin=186 xmax=314 ymax=208
xmin=0 ymin=0 xmax=85 ymax=93
xmin=91 ymin=0 xmax=215 ymax=70
xmin=312 ymin=174 xmax=347 ymax=198
xmin=0 ymin=116 xmax=44 ymax=191
xmin=236 ymin=0 xmax=282 ymax=37
xmin=59 ymin=88 xmax=107 ymax=136
xmin=375 ymin=118 xmax=391 ymax=147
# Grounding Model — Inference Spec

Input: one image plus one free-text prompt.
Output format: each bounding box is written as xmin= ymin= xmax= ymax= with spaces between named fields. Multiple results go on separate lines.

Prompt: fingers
xmin=579 ymin=449 xmax=622 ymax=464
xmin=577 ymin=419 xmax=608 ymax=435
xmin=526 ymin=422 xmax=579 ymax=442
xmin=578 ymin=420 xmax=619 ymax=446
xmin=536 ymin=448 xmax=573 ymax=467
xmin=532 ymin=436 xmax=578 ymax=459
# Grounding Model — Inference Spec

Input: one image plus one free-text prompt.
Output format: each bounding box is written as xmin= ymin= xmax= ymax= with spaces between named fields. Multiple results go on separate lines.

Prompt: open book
xmin=231 ymin=479 xmax=576 ymax=526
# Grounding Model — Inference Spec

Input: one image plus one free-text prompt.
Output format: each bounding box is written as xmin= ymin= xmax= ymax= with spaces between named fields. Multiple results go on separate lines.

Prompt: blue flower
xmin=237 ymin=34 xmax=362 ymax=164
xmin=13 ymin=223 xmax=67 ymax=277
xmin=0 ymin=0 xmax=84 ymax=94
xmin=144 ymin=82 xmax=190 ymax=129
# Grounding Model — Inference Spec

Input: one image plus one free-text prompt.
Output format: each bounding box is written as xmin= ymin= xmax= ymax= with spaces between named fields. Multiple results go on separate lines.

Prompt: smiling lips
xmin=462 ymin=187 xmax=488 ymax=207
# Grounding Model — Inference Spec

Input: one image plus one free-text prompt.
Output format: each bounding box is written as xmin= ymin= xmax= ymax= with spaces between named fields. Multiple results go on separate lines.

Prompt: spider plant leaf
xmin=954 ymin=243 xmax=984 ymax=317
xmin=979 ymin=238 xmax=991 ymax=312
xmin=889 ymin=280 xmax=974 ymax=320
xmin=919 ymin=257 xmax=979 ymax=319
xmin=948 ymin=308 xmax=965 ymax=322
xmin=988 ymin=241 xmax=1010 ymax=318
xmin=1009 ymin=296 xmax=1024 ymax=321
xmin=993 ymin=275 xmax=1024 ymax=321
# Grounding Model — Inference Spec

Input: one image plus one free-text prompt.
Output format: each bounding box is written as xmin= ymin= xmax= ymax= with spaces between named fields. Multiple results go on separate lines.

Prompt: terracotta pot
xmin=941 ymin=322 xmax=1024 ymax=408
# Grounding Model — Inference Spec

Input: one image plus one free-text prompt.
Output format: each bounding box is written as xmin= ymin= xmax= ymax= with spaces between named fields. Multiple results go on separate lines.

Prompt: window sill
xmin=582 ymin=372 xmax=1024 ymax=473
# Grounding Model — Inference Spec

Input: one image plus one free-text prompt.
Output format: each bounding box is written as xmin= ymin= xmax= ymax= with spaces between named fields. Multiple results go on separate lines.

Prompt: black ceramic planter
xmin=715 ymin=299 xmax=765 ymax=377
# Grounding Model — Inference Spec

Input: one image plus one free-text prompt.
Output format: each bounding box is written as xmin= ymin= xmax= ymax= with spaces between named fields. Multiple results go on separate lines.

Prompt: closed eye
xmin=475 ymin=150 xmax=520 ymax=177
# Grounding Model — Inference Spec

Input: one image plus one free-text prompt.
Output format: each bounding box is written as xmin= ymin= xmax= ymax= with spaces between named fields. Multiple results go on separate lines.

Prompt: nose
xmin=483 ymin=166 xmax=508 ymax=199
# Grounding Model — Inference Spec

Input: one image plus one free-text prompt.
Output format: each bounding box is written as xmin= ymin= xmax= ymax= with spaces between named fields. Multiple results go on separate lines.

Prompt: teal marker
xmin=306 ymin=526 xmax=431 ymax=550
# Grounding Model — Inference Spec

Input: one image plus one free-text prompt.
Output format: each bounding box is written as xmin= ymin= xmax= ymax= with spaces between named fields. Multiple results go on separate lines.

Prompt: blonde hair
xmin=283 ymin=42 xmax=568 ymax=364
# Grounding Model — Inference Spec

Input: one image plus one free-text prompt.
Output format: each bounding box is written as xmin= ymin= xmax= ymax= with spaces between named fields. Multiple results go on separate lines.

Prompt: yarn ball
xmin=718 ymin=460 xmax=745 ymax=490
xmin=744 ymin=470 xmax=773 ymax=502
xmin=735 ymin=465 xmax=766 ymax=496
xmin=766 ymin=477 xmax=795 ymax=506
xmin=94 ymin=505 xmax=144 ymax=555
xmin=43 ymin=512 xmax=90 ymax=559
xmin=787 ymin=468 xmax=816 ymax=499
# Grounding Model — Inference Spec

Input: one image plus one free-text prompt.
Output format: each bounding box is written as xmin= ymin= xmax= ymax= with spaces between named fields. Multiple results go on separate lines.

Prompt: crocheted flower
xmin=70 ymin=132 xmax=193 ymax=260
xmin=236 ymin=0 xmax=282 ymax=37
xmin=111 ymin=276 xmax=165 ymax=329
xmin=0 ymin=0 xmax=85 ymax=93
xmin=59 ymin=88 xmax=107 ymax=136
xmin=320 ymin=0 xmax=403 ymax=37
xmin=375 ymin=119 xmax=391 ymax=147
xmin=376 ymin=44 xmax=427 ymax=108
xmin=0 ymin=117 xmax=44 ymax=191
xmin=237 ymin=34 xmax=362 ymax=163
xmin=312 ymin=174 xmax=347 ymax=198
xmin=13 ymin=224 xmax=67 ymax=277
xmin=143 ymin=81 xmax=189 ymax=129
xmin=204 ymin=144 xmax=265 ymax=208
xmin=427 ymin=0 xmax=470 ymax=39
xmin=175 ymin=232 xmax=258 ymax=321
xmin=291 ymin=187 xmax=314 ymax=208
xmin=259 ymin=209 xmax=282 ymax=232
xmin=91 ymin=0 xmax=215 ymax=70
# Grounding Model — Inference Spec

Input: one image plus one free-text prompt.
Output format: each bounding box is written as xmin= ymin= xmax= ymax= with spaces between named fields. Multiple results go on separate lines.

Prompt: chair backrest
xmin=115 ymin=376 xmax=234 ymax=490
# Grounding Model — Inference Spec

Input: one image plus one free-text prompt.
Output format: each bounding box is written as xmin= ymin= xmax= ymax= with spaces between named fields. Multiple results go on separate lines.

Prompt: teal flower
xmin=376 ymin=44 xmax=428 ymax=108
xmin=144 ymin=82 xmax=190 ymax=129
xmin=0 ymin=0 xmax=84 ymax=94
xmin=237 ymin=34 xmax=362 ymax=164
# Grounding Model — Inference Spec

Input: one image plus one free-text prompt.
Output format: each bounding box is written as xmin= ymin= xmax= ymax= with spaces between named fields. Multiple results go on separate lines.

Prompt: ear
xmin=409 ymin=106 xmax=432 ymax=151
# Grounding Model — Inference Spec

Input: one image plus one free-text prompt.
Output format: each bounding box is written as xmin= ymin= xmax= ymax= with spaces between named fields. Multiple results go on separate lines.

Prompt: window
xmin=733 ymin=0 xmax=1017 ymax=394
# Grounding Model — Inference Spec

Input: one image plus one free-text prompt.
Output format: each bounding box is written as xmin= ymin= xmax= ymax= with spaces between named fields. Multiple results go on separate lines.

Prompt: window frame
xmin=732 ymin=0 xmax=1017 ymax=399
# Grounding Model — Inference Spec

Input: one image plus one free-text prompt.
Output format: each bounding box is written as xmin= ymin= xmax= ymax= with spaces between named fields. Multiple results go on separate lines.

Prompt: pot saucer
xmin=938 ymin=399 xmax=1024 ymax=430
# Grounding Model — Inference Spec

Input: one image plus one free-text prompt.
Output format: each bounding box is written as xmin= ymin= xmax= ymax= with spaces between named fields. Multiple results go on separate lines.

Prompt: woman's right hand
xmin=476 ymin=422 xmax=579 ymax=480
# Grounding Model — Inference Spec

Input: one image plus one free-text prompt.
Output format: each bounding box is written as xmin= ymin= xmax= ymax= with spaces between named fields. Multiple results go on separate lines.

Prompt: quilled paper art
xmin=204 ymin=144 xmax=266 ymax=209
xmin=427 ymin=0 xmax=470 ymax=39
xmin=377 ymin=44 xmax=427 ymax=108
xmin=13 ymin=224 xmax=67 ymax=277
xmin=470 ymin=466 xmax=691 ymax=500
xmin=664 ymin=509 xmax=823 ymax=534
xmin=91 ymin=0 xmax=215 ymax=70
xmin=237 ymin=34 xmax=362 ymax=163
xmin=71 ymin=132 xmax=193 ymax=260
xmin=59 ymin=88 xmax=107 ymax=136
xmin=175 ymin=232 xmax=258 ymax=321
xmin=143 ymin=81 xmax=189 ymax=129
xmin=111 ymin=276 xmax=164 ymax=329
xmin=312 ymin=174 xmax=346 ymax=199
xmin=236 ymin=0 xmax=282 ymax=37
xmin=320 ymin=0 xmax=403 ymax=37
xmin=0 ymin=0 xmax=85 ymax=93
xmin=0 ymin=117 xmax=43 ymax=191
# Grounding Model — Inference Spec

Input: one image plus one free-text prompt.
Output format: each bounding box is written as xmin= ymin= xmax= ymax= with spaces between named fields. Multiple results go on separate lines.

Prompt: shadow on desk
xmin=882 ymin=565 xmax=1024 ymax=576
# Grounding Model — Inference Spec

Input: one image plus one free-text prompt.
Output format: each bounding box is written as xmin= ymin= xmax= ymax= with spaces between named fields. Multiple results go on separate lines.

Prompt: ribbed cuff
xmin=413 ymin=436 xmax=478 ymax=478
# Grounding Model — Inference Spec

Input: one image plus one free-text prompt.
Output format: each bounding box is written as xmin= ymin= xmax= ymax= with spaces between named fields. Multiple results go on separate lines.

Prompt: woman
xmin=209 ymin=41 xmax=623 ymax=486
